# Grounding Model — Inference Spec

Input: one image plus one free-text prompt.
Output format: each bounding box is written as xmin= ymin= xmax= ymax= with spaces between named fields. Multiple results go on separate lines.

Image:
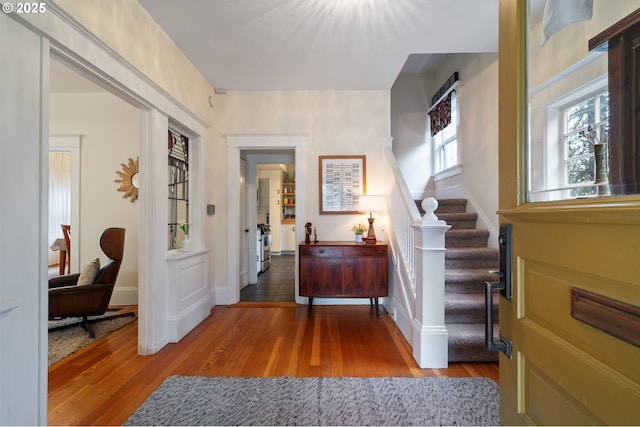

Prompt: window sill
xmin=433 ymin=164 xmax=463 ymax=182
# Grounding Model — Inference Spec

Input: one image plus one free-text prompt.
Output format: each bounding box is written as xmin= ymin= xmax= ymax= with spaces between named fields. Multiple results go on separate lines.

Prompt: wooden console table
xmin=299 ymin=241 xmax=388 ymax=316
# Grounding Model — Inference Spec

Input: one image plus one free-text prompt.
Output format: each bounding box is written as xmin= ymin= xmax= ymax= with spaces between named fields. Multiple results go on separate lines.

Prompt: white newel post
xmin=412 ymin=197 xmax=451 ymax=368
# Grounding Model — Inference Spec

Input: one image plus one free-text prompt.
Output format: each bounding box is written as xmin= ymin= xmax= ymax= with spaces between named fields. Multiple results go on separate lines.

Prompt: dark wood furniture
xmin=299 ymin=241 xmax=388 ymax=316
xmin=49 ymin=227 xmax=126 ymax=338
xmin=589 ymin=9 xmax=640 ymax=195
xmin=61 ymin=224 xmax=71 ymax=275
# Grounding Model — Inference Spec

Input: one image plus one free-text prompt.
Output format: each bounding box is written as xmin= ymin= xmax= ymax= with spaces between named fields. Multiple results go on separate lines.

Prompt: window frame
xmin=432 ymin=89 xmax=461 ymax=181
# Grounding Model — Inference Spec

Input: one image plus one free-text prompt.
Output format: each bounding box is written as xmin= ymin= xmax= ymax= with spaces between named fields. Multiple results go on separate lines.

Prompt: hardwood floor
xmin=48 ymin=304 xmax=499 ymax=426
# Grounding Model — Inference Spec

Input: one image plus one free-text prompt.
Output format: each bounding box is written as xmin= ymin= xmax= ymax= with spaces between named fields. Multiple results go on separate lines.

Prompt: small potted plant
xmin=178 ymin=219 xmax=191 ymax=252
xmin=351 ymin=223 xmax=366 ymax=243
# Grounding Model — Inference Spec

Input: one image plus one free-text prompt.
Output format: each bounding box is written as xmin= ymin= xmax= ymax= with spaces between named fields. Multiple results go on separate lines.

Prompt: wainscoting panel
xmin=167 ymin=249 xmax=211 ymax=342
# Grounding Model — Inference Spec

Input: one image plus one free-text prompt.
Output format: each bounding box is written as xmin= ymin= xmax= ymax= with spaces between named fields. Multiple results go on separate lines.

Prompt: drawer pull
xmin=319 ymin=249 xmax=325 ymax=254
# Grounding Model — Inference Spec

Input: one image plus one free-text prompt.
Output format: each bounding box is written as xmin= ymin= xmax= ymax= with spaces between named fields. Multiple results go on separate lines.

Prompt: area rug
xmin=125 ymin=376 xmax=500 ymax=426
xmin=48 ymin=311 xmax=136 ymax=366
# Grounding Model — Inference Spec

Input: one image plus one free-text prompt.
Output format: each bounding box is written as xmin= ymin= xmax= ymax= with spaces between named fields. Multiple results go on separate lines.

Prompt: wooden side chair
xmin=61 ymin=224 xmax=71 ymax=275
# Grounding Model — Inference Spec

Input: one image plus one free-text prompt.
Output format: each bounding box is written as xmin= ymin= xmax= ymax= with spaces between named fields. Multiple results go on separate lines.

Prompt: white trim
xmin=226 ymin=135 xmax=307 ymax=305
xmin=433 ymin=164 xmax=463 ymax=182
xmin=13 ymin=6 xmax=212 ymax=357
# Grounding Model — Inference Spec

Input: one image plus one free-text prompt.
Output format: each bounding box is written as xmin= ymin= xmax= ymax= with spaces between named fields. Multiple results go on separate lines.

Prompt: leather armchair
xmin=49 ymin=227 xmax=126 ymax=337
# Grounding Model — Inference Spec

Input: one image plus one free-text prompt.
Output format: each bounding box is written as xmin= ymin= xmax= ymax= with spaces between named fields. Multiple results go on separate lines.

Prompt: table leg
xmin=308 ymin=297 xmax=313 ymax=317
xmin=59 ymin=250 xmax=66 ymax=276
xmin=375 ymin=298 xmax=379 ymax=317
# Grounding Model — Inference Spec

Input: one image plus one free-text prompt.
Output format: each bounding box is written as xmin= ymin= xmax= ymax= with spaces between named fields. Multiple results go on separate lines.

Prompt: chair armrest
xmin=48 ymin=273 xmax=80 ymax=289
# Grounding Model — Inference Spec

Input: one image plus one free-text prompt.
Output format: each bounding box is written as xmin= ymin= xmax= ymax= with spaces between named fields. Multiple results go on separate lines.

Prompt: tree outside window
xmin=563 ymin=91 xmax=609 ymax=197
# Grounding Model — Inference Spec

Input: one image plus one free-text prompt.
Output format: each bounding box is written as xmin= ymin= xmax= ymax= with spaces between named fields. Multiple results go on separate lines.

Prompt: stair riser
xmin=446 ymin=304 xmax=498 ymax=324
xmin=435 ymin=205 xmax=467 ymax=214
xmin=446 ymin=258 xmax=498 ymax=269
xmin=445 ymin=283 xmax=487 ymax=294
xmin=449 ymin=345 xmax=499 ymax=362
xmin=446 ymin=235 xmax=489 ymax=248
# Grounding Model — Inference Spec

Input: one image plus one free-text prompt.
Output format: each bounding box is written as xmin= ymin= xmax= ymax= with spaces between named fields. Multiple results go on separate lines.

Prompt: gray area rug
xmin=126 ymin=376 xmax=499 ymax=426
xmin=48 ymin=311 xmax=136 ymax=366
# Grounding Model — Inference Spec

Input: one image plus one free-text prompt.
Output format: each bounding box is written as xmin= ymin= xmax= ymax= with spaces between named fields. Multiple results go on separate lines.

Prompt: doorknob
xmin=485 ymin=223 xmax=513 ymax=359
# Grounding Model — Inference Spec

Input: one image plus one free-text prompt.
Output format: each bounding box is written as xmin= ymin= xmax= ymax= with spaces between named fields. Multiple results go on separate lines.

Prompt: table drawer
xmin=343 ymin=246 xmax=387 ymax=257
xmin=299 ymin=246 xmax=343 ymax=258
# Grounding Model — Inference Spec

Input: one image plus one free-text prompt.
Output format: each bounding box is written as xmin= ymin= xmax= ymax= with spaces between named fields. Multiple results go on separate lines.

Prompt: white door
xmin=0 ymin=13 xmax=48 ymax=425
xmin=240 ymin=158 xmax=248 ymax=289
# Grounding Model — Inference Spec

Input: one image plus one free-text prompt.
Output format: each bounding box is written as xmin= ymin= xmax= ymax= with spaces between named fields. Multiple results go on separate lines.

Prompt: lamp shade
xmin=358 ymin=195 xmax=384 ymax=213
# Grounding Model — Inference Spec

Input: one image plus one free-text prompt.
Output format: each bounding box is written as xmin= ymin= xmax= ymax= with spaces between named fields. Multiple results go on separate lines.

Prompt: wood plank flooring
xmin=48 ymin=304 xmax=499 ymax=426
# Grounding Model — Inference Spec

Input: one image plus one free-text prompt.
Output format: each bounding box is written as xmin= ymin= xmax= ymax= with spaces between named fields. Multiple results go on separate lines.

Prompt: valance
xmin=428 ymin=92 xmax=453 ymax=137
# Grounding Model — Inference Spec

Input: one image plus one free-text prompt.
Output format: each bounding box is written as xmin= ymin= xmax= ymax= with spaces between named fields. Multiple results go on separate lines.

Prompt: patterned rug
xmin=126 ymin=376 xmax=500 ymax=426
xmin=48 ymin=311 xmax=136 ymax=366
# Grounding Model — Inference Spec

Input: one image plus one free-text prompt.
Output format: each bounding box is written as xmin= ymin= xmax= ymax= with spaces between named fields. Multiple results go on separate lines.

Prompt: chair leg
xmin=80 ymin=317 xmax=96 ymax=338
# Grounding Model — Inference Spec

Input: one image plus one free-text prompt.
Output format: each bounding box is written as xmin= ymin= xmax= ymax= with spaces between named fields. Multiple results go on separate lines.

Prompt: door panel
xmin=498 ymin=1 xmax=640 ymax=424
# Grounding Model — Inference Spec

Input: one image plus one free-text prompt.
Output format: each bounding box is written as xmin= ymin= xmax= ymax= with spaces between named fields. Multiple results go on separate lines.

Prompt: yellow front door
xmin=497 ymin=1 xmax=640 ymax=424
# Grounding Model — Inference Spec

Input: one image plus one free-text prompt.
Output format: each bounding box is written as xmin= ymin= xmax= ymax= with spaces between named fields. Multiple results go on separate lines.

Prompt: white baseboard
xmin=111 ymin=287 xmax=138 ymax=306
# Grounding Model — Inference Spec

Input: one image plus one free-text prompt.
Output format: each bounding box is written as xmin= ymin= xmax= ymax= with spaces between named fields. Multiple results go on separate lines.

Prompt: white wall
xmin=211 ymin=91 xmax=390 ymax=302
xmin=391 ymin=53 xmax=499 ymax=235
xmin=390 ymin=73 xmax=433 ymax=198
xmin=50 ymin=92 xmax=140 ymax=305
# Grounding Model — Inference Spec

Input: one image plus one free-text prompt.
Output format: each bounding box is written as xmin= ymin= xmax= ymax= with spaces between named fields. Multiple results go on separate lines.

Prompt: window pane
xmin=566 ymin=99 xmax=595 ymax=133
xmin=527 ymin=0 xmax=639 ymax=201
xmin=567 ymin=132 xmax=594 ymax=158
xmin=567 ymin=157 xmax=594 ymax=184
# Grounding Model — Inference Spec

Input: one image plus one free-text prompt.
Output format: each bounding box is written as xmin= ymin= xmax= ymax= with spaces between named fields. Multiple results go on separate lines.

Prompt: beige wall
xmin=56 ymin=0 xmax=215 ymax=125
xmin=391 ymin=53 xmax=499 ymax=231
xmin=211 ymin=90 xmax=390 ymax=290
xmin=431 ymin=53 xmax=499 ymax=230
xmin=50 ymin=92 xmax=140 ymax=304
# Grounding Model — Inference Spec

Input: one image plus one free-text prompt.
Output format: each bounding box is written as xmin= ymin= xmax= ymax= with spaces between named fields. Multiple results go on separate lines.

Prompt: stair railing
xmin=383 ymin=140 xmax=450 ymax=368
xmin=382 ymin=143 xmax=420 ymax=314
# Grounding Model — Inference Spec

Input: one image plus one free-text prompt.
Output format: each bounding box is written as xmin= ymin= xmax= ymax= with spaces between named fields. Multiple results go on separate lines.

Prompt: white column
xmin=412 ymin=197 xmax=451 ymax=368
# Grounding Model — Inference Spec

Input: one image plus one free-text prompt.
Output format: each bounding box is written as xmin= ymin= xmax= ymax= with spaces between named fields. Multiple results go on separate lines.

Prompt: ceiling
xmin=137 ymin=0 xmax=499 ymax=91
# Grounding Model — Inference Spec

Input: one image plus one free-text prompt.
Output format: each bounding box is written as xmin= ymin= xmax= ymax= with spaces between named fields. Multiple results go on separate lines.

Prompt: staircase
xmin=431 ymin=199 xmax=500 ymax=362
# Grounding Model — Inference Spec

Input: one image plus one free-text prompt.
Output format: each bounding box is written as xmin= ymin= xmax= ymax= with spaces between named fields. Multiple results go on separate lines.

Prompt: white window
xmin=433 ymin=91 xmax=459 ymax=176
xmin=529 ymin=76 xmax=609 ymax=202
xmin=562 ymin=90 xmax=609 ymax=197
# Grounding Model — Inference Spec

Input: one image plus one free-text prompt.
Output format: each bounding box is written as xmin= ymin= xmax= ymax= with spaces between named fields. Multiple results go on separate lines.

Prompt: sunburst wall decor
xmin=115 ymin=157 xmax=139 ymax=202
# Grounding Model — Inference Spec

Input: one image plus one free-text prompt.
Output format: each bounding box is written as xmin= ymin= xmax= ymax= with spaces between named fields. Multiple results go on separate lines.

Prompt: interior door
xmin=240 ymin=158 xmax=248 ymax=289
xmin=496 ymin=1 xmax=640 ymax=424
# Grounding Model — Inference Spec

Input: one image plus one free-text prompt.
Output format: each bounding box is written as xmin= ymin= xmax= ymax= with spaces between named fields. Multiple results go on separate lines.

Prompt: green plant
xmin=351 ymin=223 xmax=366 ymax=235
xmin=178 ymin=220 xmax=191 ymax=235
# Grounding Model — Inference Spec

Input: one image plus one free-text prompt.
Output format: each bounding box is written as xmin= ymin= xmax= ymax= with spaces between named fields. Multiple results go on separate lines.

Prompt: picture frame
xmin=319 ymin=155 xmax=366 ymax=214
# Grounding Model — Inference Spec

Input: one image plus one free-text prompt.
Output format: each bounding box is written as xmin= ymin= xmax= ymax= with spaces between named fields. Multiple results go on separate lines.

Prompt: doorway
xmin=49 ymin=56 xmax=141 ymax=307
xmin=241 ymin=158 xmax=296 ymax=302
xmin=225 ymin=136 xmax=307 ymax=305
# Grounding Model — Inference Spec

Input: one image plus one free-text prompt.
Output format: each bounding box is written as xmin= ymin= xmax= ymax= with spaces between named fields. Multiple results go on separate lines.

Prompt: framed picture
xmin=319 ymin=155 xmax=366 ymax=214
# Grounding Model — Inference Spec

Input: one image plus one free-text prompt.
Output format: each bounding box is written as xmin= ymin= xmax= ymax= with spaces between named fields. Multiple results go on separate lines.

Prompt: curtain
xmin=48 ymin=152 xmax=71 ymax=266
xmin=429 ymin=92 xmax=453 ymax=137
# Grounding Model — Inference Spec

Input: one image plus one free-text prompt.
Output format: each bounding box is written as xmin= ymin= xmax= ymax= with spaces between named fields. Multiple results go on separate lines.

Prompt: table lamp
xmin=358 ymin=195 xmax=384 ymax=243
